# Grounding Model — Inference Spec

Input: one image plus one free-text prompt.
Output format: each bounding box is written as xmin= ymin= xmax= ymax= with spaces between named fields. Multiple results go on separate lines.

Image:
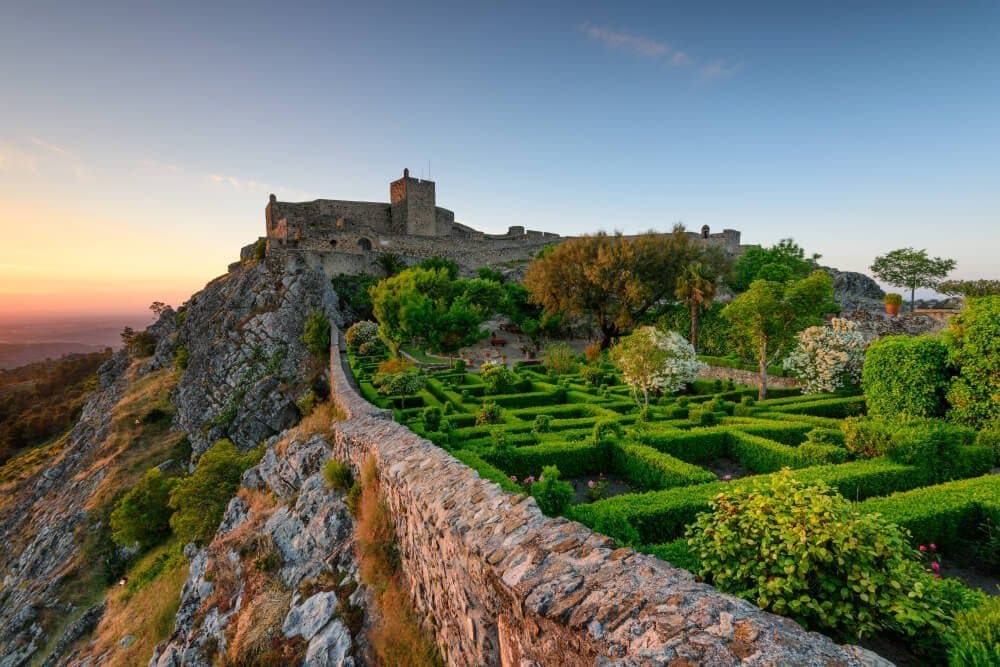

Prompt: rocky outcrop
xmin=172 ymin=255 xmax=341 ymax=457
xmin=151 ymin=433 xmax=360 ymax=666
xmin=0 ymin=350 xmax=131 ymax=666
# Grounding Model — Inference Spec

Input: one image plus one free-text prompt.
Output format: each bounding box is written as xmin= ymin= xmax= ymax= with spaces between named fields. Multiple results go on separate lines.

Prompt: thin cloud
xmin=206 ymin=172 xmax=311 ymax=200
xmin=27 ymin=136 xmax=72 ymax=156
xmin=701 ymin=60 xmax=741 ymax=78
xmin=580 ymin=23 xmax=671 ymax=59
xmin=579 ymin=23 xmax=740 ymax=79
xmin=139 ymin=159 xmax=184 ymax=175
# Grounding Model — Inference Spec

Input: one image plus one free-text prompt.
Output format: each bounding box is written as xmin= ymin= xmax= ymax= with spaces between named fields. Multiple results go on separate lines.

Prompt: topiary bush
xmin=532 ymin=414 xmax=552 ymax=434
xmin=480 ymin=362 xmax=517 ymax=395
xmin=686 ymin=469 xmax=954 ymax=641
xmin=862 ymin=335 xmax=951 ymax=419
xmin=422 ymin=406 xmax=442 ymax=432
xmin=946 ymin=295 xmax=1000 ymax=429
xmin=530 ymin=465 xmax=574 ymax=516
xmin=475 ymin=401 xmax=502 ymax=426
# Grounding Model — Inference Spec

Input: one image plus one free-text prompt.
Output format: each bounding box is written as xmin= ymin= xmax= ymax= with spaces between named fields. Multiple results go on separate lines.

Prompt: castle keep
xmin=259 ymin=170 xmax=742 ymax=275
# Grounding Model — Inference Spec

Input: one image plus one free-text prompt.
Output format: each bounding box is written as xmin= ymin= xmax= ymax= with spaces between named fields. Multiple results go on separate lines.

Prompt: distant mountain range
xmin=0 ymin=315 xmax=151 ymax=369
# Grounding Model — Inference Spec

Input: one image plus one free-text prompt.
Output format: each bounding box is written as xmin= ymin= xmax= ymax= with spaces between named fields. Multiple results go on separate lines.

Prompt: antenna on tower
xmin=428 ymin=159 xmax=431 ymax=180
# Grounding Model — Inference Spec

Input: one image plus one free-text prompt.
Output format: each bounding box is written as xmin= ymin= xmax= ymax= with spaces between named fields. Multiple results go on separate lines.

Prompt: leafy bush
xmin=841 ymin=417 xmax=895 ymax=459
xmin=948 ymin=596 xmax=1000 ymax=667
xmin=610 ymin=326 xmax=704 ymax=408
xmin=168 ymin=439 xmax=257 ymax=545
xmin=532 ymin=414 xmax=552 ymax=433
xmin=484 ymin=441 xmax=605 ymax=479
xmin=110 ymin=468 xmax=177 ymax=550
xmin=252 ymin=237 xmax=266 ymax=260
xmin=296 ymin=390 xmax=317 ymax=416
xmin=530 ymin=465 xmax=574 ymax=516
xmin=542 ymin=342 xmax=579 ymax=375
xmin=345 ymin=320 xmax=380 ymax=353
xmin=475 ymin=401 xmax=502 ymax=426
xmin=687 ymin=470 xmax=952 ymax=640
xmin=422 ymin=407 xmax=442 ymax=432
xmin=884 ymin=292 xmax=903 ymax=306
xmin=862 ymin=335 xmax=950 ymax=419
xmin=173 ymin=344 xmax=190 ymax=371
xmin=946 ymin=296 xmax=1000 ymax=429
xmin=977 ymin=429 xmax=1000 ymax=465
xmin=782 ymin=318 xmax=865 ymax=393
xmin=592 ymin=513 xmax=640 ymax=547
xmin=797 ymin=441 xmax=848 ymax=464
xmin=480 ymin=362 xmax=517 ymax=395
xmin=323 ymin=459 xmax=354 ymax=491
xmin=302 ymin=310 xmax=332 ymax=359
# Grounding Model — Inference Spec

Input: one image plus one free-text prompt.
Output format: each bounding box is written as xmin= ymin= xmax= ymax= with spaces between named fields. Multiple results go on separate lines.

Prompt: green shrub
xmin=302 ymin=310 xmax=332 ymax=359
xmin=948 ymin=595 xmax=1000 ymax=666
xmin=637 ymin=428 xmax=728 ymax=464
xmin=727 ymin=432 xmax=808 ymax=472
xmin=475 ymin=401 xmax=502 ymax=425
xmin=532 ymin=414 xmax=552 ymax=434
xmin=592 ymin=419 xmax=624 ymax=443
xmin=252 ymin=237 xmax=267 ymax=260
xmin=110 ymin=468 xmax=177 ymax=550
xmin=168 ymin=439 xmax=255 ymax=545
xmin=530 ymin=465 xmax=574 ymax=516
xmin=173 ymin=344 xmax=190 ymax=371
xmin=862 ymin=335 xmax=950 ymax=419
xmin=422 ymin=406 xmax=442 ymax=432
xmin=592 ymin=513 xmax=640 ymax=547
xmin=776 ymin=395 xmax=866 ymax=418
xmin=977 ymin=429 xmax=1000 ymax=465
xmin=645 ymin=538 xmax=701 ymax=571
xmin=841 ymin=417 xmax=895 ymax=459
xmin=323 ymin=459 xmax=354 ymax=491
xmin=483 ymin=441 xmax=606 ymax=479
xmin=296 ymin=390 xmax=317 ymax=416
xmin=946 ymin=296 xmax=1000 ymax=429
xmin=481 ymin=363 xmax=517 ymax=395
xmin=797 ymin=442 xmax=848 ymax=464
xmin=687 ymin=470 xmax=953 ymax=641
xmin=542 ymin=342 xmax=579 ymax=375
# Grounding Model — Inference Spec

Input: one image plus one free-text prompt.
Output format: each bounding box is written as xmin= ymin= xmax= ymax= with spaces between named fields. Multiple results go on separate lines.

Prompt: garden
xmin=339 ymin=260 xmax=1000 ymax=664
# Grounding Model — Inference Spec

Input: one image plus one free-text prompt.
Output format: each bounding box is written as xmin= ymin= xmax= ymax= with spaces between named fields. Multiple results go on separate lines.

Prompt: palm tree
xmin=375 ymin=253 xmax=407 ymax=277
xmin=675 ymin=263 xmax=716 ymax=352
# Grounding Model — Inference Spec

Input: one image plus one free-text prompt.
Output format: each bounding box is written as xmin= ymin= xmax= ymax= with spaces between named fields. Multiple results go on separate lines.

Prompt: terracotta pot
xmin=885 ymin=303 xmax=901 ymax=316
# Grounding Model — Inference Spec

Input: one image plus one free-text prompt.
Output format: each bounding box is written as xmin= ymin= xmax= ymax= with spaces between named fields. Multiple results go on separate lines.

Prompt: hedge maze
xmin=349 ymin=355 xmax=999 ymax=573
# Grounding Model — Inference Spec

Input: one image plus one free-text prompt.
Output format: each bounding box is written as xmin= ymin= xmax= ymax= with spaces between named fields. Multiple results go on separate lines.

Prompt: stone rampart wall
xmin=697 ymin=364 xmax=802 ymax=389
xmin=326 ymin=330 xmax=862 ymax=666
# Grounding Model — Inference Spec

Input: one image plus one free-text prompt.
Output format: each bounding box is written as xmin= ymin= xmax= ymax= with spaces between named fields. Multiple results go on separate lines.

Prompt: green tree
xmin=722 ymin=270 xmax=837 ymax=400
xmin=674 ymin=262 xmax=717 ymax=352
xmin=418 ymin=256 xmax=459 ymax=279
xmin=870 ymin=248 xmax=956 ymax=313
xmin=302 ymin=310 xmax=331 ymax=359
xmin=168 ymin=439 xmax=256 ymax=545
xmin=110 ymin=468 xmax=177 ymax=550
xmin=609 ymin=326 xmax=703 ymax=408
xmin=946 ymin=296 xmax=1000 ymax=429
xmin=524 ymin=227 xmax=711 ymax=349
xmin=374 ymin=252 xmax=407 ymax=277
xmin=937 ymin=279 xmax=1000 ymax=299
xmin=541 ymin=342 xmax=579 ymax=375
xmin=732 ymin=239 xmax=819 ymax=292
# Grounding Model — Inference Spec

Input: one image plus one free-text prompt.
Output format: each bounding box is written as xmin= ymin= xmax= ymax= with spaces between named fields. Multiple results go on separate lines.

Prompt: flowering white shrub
xmin=783 ymin=318 xmax=866 ymax=394
xmin=344 ymin=320 xmax=380 ymax=352
xmin=610 ymin=326 xmax=705 ymax=407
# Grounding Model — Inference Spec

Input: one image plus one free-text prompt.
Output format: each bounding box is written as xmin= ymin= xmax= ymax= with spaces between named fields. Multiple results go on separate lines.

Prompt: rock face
xmin=0 ymin=350 xmax=131 ymax=666
xmin=172 ymin=254 xmax=341 ymax=456
xmin=823 ymin=266 xmax=885 ymax=314
xmin=150 ymin=433 xmax=360 ymax=666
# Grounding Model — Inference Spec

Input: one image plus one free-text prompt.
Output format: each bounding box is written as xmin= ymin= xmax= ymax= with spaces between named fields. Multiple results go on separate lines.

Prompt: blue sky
xmin=1 ymin=1 xmax=997 ymax=315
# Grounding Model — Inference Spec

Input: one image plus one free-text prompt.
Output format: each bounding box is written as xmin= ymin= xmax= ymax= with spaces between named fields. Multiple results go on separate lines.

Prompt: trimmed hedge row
xmin=450 ymin=449 xmax=522 ymax=493
xmin=481 ymin=441 xmax=608 ymax=479
xmin=721 ymin=418 xmax=815 ymax=445
xmin=572 ymin=459 xmax=927 ymax=544
xmin=776 ymin=395 xmax=866 ymax=418
xmin=610 ymin=441 xmax=717 ymax=491
xmin=636 ymin=428 xmax=729 ymax=464
xmin=857 ymin=474 xmax=1000 ymax=548
xmin=726 ymin=431 xmax=810 ymax=472
xmin=489 ymin=391 xmax=564 ymax=409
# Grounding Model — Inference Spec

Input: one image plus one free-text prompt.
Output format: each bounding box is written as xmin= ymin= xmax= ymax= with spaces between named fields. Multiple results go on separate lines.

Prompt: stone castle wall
xmin=326 ymin=329 xmax=863 ymax=666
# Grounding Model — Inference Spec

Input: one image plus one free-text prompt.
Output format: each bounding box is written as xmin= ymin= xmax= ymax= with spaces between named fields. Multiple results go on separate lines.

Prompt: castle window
xmin=329 ymin=239 xmax=338 ymax=248
xmin=358 ymin=238 xmax=373 ymax=252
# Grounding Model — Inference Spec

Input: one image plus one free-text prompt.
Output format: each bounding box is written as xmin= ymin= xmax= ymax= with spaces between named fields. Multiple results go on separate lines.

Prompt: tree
xmin=674 ymin=262 xmax=717 ymax=352
xmin=110 ymin=468 xmax=177 ymax=550
xmin=149 ymin=301 xmax=171 ymax=318
xmin=609 ymin=326 xmax=704 ymax=408
xmin=374 ymin=252 xmax=407 ymax=277
xmin=379 ymin=371 xmax=426 ymax=408
xmin=168 ymin=439 xmax=256 ymax=545
xmin=862 ymin=336 xmax=950 ymax=419
xmin=369 ymin=267 xmax=495 ymax=357
xmin=419 ymin=256 xmax=459 ymax=279
xmin=722 ymin=270 xmax=837 ymax=400
xmin=302 ymin=310 xmax=331 ymax=359
xmin=870 ymin=248 xmax=956 ymax=313
xmin=782 ymin=318 xmax=866 ymax=394
xmin=541 ymin=342 xmax=578 ymax=375
xmin=524 ymin=227 xmax=710 ymax=349
xmin=937 ymin=279 xmax=1000 ymax=299
xmin=732 ymin=239 xmax=819 ymax=292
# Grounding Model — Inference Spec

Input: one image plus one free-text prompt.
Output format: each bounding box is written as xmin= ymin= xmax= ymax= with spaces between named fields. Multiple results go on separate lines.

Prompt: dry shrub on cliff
xmin=274 ymin=400 xmax=346 ymax=457
xmin=354 ymin=457 xmax=443 ymax=666
xmin=226 ymin=584 xmax=298 ymax=665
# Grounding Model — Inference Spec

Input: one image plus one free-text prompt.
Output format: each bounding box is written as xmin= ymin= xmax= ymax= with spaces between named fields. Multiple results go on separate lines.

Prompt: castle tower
xmin=390 ymin=168 xmax=441 ymax=236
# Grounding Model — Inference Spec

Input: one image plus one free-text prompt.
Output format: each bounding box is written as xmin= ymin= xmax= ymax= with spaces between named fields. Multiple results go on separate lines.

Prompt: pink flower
xmin=588 ymin=480 xmax=596 ymax=489
xmin=931 ymin=562 xmax=940 ymax=572
xmin=509 ymin=475 xmax=517 ymax=482
xmin=919 ymin=545 xmax=927 ymax=551
xmin=722 ymin=475 xmax=733 ymax=481
xmin=929 ymin=543 xmax=936 ymax=550
xmin=934 ymin=574 xmax=942 ymax=579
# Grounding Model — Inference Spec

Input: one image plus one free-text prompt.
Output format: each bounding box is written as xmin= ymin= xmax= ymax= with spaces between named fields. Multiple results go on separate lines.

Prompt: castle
xmin=255 ymin=169 xmax=743 ymax=276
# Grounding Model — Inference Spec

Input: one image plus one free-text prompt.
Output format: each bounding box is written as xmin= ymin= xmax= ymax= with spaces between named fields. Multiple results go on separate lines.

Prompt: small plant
xmin=532 ymin=414 xmax=552 ymax=434
xmin=323 ymin=459 xmax=354 ymax=492
xmin=422 ymin=406 xmax=442 ymax=432
xmin=530 ymin=465 xmax=574 ymax=516
xmin=481 ymin=361 xmax=517 ymax=395
xmin=884 ymin=293 xmax=904 ymax=306
xmin=489 ymin=429 xmax=510 ymax=452
xmin=585 ymin=475 xmax=609 ymax=502
xmin=173 ymin=344 xmax=190 ymax=371
xmin=296 ymin=390 xmax=317 ymax=416
xmin=252 ymin=237 xmax=267 ymax=260
xmin=302 ymin=310 xmax=331 ymax=359
xmin=947 ymin=595 xmax=1000 ymax=666
xmin=542 ymin=342 xmax=579 ymax=375
xmin=476 ymin=401 xmax=502 ymax=425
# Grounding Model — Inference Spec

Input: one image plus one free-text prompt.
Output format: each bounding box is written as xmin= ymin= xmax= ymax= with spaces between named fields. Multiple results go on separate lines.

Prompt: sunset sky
xmin=2 ymin=1 xmax=998 ymax=318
